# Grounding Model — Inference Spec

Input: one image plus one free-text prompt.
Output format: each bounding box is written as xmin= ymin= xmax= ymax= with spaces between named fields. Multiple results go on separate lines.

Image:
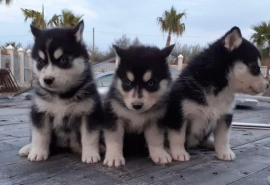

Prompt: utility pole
xmin=92 ymin=27 xmax=95 ymax=63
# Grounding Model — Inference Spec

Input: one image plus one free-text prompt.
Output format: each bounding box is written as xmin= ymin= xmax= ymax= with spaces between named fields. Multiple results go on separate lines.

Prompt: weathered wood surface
xmin=0 ymin=98 xmax=270 ymax=185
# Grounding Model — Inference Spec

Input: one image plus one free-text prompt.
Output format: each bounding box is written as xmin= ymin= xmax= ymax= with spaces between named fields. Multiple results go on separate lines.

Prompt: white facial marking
xmin=38 ymin=57 xmax=85 ymax=92
xmin=143 ymin=70 xmax=152 ymax=82
xmin=38 ymin=50 xmax=45 ymax=60
xmin=257 ymin=58 xmax=261 ymax=66
xmin=127 ymin=71 xmax=134 ymax=82
xmin=45 ymin=39 xmax=52 ymax=49
xmin=54 ymin=48 xmax=63 ymax=59
xmin=229 ymin=61 xmax=268 ymax=94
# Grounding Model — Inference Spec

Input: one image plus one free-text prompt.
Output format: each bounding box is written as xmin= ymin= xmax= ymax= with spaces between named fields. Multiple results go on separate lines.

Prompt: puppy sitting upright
xmin=19 ymin=21 xmax=103 ymax=164
xmin=163 ymin=27 xmax=269 ymax=162
xmin=103 ymin=45 xmax=175 ymax=167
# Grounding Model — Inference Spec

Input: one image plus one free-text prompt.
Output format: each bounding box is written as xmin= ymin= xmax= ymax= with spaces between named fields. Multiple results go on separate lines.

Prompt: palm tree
xmin=48 ymin=10 xmax=83 ymax=27
xmin=0 ymin=0 xmax=12 ymax=5
xmin=21 ymin=6 xmax=83 ymax=29
xmin=157 ymin=6 xmax=187 ymax=46
xmin=251 ymin=21 xmax=270 ymax=63
xmin=21 ymin=5 xmax=47 ymax=29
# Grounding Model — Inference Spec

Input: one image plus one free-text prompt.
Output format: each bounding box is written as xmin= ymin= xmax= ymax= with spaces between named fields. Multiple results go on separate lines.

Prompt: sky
xmin=0 ymin=0 xmax=269 ymax=52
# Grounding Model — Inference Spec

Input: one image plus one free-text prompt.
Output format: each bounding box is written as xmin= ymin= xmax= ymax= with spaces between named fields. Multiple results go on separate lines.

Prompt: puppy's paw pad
xmin=28 ymin=148 xmax=49 ymax=162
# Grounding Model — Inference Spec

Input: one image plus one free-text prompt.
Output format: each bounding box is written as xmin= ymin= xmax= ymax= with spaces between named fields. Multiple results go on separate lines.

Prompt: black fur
xmin=30 ymin=21 xmax=103 ymax=153
xmin=103 ymin=45 xmax=174 ymax=156
xmin=163 ymin=26 xmax=262 ymax=146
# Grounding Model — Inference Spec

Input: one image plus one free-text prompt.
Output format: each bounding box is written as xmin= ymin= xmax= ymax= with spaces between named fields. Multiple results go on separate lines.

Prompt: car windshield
xmin=95 ymin=74 xmax=113 ymax=87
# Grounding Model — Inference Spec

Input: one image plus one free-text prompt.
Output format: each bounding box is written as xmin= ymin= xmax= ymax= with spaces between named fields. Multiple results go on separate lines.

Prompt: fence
xmin=1 ymin=45 xmax=269 ymax=89
xmin=0 ymin=45 xmax=33 ymax=88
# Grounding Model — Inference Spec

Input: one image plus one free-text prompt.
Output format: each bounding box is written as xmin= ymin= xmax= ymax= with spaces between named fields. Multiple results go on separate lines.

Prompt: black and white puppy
xmin=163 ymin=27 xmax=269 ymax=162
xmin=103 ymin=45 xmax=175 ymax=167
xmin=19 ymin=21 xmax=103 ymax=164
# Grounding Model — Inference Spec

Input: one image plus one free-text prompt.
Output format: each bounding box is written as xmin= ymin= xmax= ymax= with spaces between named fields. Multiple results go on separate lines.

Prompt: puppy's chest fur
xmin=111 ymin=101 xmax=165 ymax=133
xmin=182 ymin=87 xmax=234 ymax=145
xmin=34 ymin=96 xmax=94 ymax=150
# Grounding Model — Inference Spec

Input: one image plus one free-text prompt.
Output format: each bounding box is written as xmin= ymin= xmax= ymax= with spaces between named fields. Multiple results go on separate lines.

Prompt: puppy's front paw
xmin=216 ymin=148 xmax=235 ymax=161
xmin=103 ymin=153 xmax=125 ymax=167
xmin=170 ymin=148 xmax=190 ymax=161
xmin=82 ymin=151 xmax=101 ymax=164
xmin=28 ymin=147 xmax=49 ymax=162
xmin=150 ymin=148 xmax=172 ymax=165
xmin=19 ymin=144 xmax=31 ymax=157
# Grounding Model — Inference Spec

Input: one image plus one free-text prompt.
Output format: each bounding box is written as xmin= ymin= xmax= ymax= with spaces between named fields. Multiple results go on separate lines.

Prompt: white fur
xmin=144 ymin=123 xmax=172 ymax=164
xmin=229 ymin=61 xmax=268 ymax=94
xmin=127 ymin=71 xmax=134 ymax=82
xmin=111 ymin=100 xmax=165 ymax=133
xmin=27 ymin=117 xmax=51 ymax=161
xmin=143 ymin=70 xmax=152 ymax=82
xmin=182 ymin=86 xmax=234 ymax=147
xmin=34 ymin=57 xmax=86 ymax=92
xmin=116 ymin=78 xmax=169 ymax=113
xmin=19 ymin=144 xmax=31 ymax=157
xmin=103 ymin=120 xmax=125 ymax=167
xmin=38 ymin=50 xmax=45 ymax=60
xmin=214 ymin=119 xmax=235 ymax=160
xmin=53 ymin=48 xmax=63 ymax=59
xmin=168 ymin=122 xmax=190 ymax=161
xmin=81 ymin=117 xmax=100 ymax=164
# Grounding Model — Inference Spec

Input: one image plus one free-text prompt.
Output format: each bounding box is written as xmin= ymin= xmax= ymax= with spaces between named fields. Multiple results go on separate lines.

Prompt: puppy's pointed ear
xmin=113 ymin=45 xmax=124 ymax=58
xmin=73 ymin=20 xmax=84 ymax=43
xmin=160 ymin=44 xmax=175 ymax=58
xmin=30 ymin=24 xmax=41 ymax=38
xmin=224 ymin=26 xmax=242 ymax=51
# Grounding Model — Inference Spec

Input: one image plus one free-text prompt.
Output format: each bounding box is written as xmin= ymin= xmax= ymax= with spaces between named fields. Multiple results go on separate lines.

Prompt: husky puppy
xmin=103 ymin=45 xmax=175 ymax=167
xmin=163 ymin=27 xmax=269 ymax=162
xmin=19 ymin=21 xmax=103 ymax=164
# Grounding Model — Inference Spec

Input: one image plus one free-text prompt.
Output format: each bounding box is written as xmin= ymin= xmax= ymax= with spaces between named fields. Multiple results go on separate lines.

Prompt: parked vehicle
xmin=94 ymin=70 xmax=259 ymax=107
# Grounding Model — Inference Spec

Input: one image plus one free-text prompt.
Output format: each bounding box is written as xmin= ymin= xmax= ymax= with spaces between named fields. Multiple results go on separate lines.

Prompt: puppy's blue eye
xmin=125 ymin=80 xmax=132 ymax=86
xmin=147 ymin=80 xmax=154 ymax=87
xmin=37 ymin=58 xmax=44 ymax=65
xmin=59 ymin=57 xmax=67 ymax=64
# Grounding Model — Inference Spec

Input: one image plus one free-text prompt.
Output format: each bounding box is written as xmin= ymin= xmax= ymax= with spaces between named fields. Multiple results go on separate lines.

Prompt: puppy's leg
xmin=168 ymin=121 xmax=190 ymax=161
xmin=145 ymin=123 xmax=172 ymax=165
xmin=103 ymin=120 xmax=125 ymax=167
xmin=214 ymin=114 xmax=235 ymax=161
xmin=28 ymin=113 xmax=51 ymax=162
xmin=81 ymin=116 xmax=100 ymax=164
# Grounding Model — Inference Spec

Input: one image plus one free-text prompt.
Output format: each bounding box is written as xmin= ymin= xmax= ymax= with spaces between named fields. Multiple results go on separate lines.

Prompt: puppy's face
xmin=223 ymin=27 xmax=269 ymax=94
xmin=31 ymin=21 xmax=89 ymax=93
xmin=114 ymin=45 xmax=174 ymax=113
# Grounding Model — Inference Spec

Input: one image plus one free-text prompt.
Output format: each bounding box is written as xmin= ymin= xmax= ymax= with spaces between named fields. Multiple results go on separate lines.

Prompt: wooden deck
xmin=1 ymin=97 xmax=270 ymax=185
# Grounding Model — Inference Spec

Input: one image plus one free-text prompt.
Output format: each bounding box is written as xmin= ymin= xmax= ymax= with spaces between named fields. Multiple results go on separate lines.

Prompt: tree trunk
xmin=166 ymin=32 xmax=171 ymax=47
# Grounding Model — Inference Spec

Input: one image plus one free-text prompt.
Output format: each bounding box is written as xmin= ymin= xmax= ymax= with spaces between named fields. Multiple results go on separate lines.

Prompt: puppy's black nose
xmin=132 ymin=103 xmax=143 ymax=110
xmin=44 ymin=78 xmax=54 ymax=85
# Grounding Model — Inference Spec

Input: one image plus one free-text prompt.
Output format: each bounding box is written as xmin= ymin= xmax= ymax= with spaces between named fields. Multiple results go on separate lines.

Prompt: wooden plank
xmin=124 ymin=136 xmax=270 ymax=185
xmin=229 ymin=166 xmax=270 ymax=185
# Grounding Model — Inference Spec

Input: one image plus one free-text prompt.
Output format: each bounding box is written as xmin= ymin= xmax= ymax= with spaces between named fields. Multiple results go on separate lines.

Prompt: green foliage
xmin=157 ymin=6 xmax=186 ymax=46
